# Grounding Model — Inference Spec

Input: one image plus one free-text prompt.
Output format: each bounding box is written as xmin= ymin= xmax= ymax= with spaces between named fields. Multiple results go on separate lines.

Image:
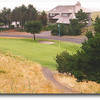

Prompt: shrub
xmin=51 ymin=24 xmax=69 ymax=36
xmin=10 ymin=25 xmax=14 ymax=29
xmin=0 ymin=28 xmax=8 ymax=32
xmin=56 ymin=32 xmax=100 ymax=83
xmin=43 ymin=24 xmax=57 ymax=31
xmin=85 ymin=31 xmax=94 ymax=39
xmin=56 ymin=51 xmax=74 ymax=73
xmin=68 ymin=19 xmax=82 ymax=35
xmin=94 ymin=16 xmax=100 ymax=33
xmin=16 ymin=28 xmax=25 ymax=32
xmin=0 ymin=22 xmax=4 ymax=26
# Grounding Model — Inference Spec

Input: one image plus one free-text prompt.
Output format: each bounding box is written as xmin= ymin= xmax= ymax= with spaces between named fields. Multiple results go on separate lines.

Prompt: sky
xmin=0 ymin=0 xmax=100 ymax=11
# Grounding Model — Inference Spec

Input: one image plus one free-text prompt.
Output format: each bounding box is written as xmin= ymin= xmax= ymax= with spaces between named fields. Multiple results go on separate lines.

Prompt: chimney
xmin=76 ymin=1 xmax=81 ymax=7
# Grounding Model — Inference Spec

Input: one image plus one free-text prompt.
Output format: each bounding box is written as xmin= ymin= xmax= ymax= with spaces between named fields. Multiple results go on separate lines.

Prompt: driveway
xmin=0 ymin=31 xmax=86 ymax=44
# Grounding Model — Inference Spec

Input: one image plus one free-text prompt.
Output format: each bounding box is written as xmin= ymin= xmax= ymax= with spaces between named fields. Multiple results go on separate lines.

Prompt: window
xmin=62 ymin=13 xmax=68 ymax=17
xmin=49 ymin=13 xmax=55 ymax=17
xmin=62 ymin=13 xmax=71 ymax=17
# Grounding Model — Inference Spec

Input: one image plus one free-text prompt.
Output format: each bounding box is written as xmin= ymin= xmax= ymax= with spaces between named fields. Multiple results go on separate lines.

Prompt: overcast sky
xmin=0 ymin=0 xmax=100 ymax=11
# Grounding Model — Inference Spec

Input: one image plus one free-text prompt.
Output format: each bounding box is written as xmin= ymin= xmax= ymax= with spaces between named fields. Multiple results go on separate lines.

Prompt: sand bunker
xmin=39 ymin=41 xmax=55 ymax=44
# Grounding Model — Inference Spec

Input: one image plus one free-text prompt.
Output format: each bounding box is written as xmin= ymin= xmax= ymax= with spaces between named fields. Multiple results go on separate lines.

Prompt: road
xmin=0 ymin=31 xmax=86 ymax=44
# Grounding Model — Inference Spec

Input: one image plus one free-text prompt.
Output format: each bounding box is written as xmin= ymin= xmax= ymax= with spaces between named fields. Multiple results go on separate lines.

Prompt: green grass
xmin=0 ymin=38 xmax=81 ymax=70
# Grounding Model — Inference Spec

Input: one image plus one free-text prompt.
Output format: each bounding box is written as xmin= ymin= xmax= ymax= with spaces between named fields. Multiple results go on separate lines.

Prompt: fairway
xmin=0 ymin=38 xmax=81 ymax=70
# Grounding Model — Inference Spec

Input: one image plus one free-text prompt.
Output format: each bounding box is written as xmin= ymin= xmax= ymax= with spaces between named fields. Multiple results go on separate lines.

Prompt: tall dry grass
xmin=0 ymin=52 xmax=61 ymax=94
xmin=54 ymin=72 xmax=100 ymax=94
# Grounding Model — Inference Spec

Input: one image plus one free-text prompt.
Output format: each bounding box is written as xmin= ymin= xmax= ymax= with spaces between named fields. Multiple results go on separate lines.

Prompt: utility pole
xmin=58 ymin=24 xmax=61 ymax=49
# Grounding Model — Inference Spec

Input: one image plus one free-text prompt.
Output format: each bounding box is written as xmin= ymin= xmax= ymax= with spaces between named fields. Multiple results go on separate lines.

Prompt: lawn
xmin=0 ymin=38 xmax=81 ymax=70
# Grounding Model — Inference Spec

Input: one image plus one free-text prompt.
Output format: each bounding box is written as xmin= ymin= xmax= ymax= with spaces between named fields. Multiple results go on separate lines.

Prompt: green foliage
xmin=39 ymin=11 xmax=47 ymax=26
xmin=0 ymin=8 xmax=12 ymax=27
xmin=0 ymin=28 xmax=8 ymax=32
xmin=12 ymin=4 xmax=38 ymax=27
xmin=24 ymin=20 xmax=42 ymax=34
xmin=56 ymin=32 xmax=100 ymax=83
xmin=51 ymin=9 xmax=89 ymax=36
xmin=9 ymin=25 xmax=14 ymax=29
xmin=0 ymin=4 xmax=38 ymax=28
xmin=0 ymin=22 xmax=4 ymax=26
xmin=51 ymin=24 xmax=69 ymax=36
xmin=15 ymin=28 xmax=25 ymax=32
xmin=68 ymin=19 xmax=82 ymax=35
xmin=94 ymin=16 xmax=100 ymax=33
xmin=42 ymin=24 xmax=56 ymax=31
xmin=75 ymin=9 xmax=89 ymax=27
xmin=56 ymin=51 xmax=74 ymax=73
xmin=24 ymin=21 xmax=42 ymax=40
xmin=85 ymin=31 xmax=94 ymax=39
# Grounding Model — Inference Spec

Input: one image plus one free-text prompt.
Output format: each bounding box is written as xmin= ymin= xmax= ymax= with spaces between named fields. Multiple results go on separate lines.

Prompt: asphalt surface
xmin=42 ymin=67 xmax=79 ymax=93
xmin=0 ymin=31 xmax=86 ymax=44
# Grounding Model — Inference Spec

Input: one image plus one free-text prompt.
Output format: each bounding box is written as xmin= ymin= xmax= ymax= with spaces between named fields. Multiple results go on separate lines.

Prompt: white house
xmin=48 ymin=1 xmax=92 ymax=25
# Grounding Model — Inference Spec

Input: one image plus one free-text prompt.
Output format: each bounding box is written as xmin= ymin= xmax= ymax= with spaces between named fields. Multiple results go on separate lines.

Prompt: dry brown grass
xmin=54 ymin=72 xmax=100 ymax=94
xmin=0 ymin=53 xmax=61 ymax=94
xmin=81 ymin=26 xmax=94 ymax=35
xmin=91 ymin=11 xmax=100 ymax=21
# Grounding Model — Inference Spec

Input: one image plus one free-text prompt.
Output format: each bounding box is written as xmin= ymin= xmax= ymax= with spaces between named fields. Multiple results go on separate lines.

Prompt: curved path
xmin=0 ymin=31 xmax=86 ymax=44
xmin=42 ymin=67 xmax=79 ymax=93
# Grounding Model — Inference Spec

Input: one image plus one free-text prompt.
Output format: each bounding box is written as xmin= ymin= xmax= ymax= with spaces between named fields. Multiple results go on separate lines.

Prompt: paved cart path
xmin=42 ymin=67 xmax=79 ymax=93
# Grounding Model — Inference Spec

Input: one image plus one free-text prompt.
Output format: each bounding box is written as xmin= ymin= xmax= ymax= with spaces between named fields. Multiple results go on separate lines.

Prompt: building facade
xmin=48 ymin=1 xmax=92 ymax=25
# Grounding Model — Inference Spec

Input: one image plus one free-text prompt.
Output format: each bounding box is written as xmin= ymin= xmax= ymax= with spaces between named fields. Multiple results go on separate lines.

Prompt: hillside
xmin=54 ymin=73 xmax=100 ymax=93
xmin=91 ymin=11 xmax=100 ymax=21
xmin=0 ymin=52 xmax=60 ymax=94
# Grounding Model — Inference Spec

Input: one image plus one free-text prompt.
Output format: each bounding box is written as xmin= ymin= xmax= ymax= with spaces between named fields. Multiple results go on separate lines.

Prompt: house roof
xmin=56 ymin=17 xmax=70 ymax=24
xmin=49 ymin=5 xmax=75 ymax=13
xmin=49 ymin=1 xmax=91 ymax=14
xmin=52 ymin=15 xmax=60 ymax=19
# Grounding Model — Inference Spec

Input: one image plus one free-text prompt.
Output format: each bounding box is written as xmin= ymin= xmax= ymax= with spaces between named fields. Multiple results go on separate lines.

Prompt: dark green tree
xmin=39 ymin=11 xmax=47 ymax=26
xmin=68 ymin=19 xmax=82 ymax=35
xmin=12 ymin=4 xmax=38 ymax=28
xmin=24 ymin=21 xmax=42 ymax=40
xmin=56 ymin=17 xmax=100 ymax=83
xmin=0 ymin=8 xmax=12 ymax=27
xmin=75 ymin=9 xmax=89 ymax=27
xmin=56 ymin=32 xmax=100 ymax=83
xmin=94 ymin=16 xmax=100 ymax=33
xmin=27 ymin=4 xmax=38 ymax=21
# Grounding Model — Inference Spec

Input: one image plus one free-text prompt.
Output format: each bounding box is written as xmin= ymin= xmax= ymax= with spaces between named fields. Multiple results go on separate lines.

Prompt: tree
xmin=94 ymin=16 xmax=100 ymax=33
xmin=75 ymin=9 xmax=89 ymax=27
xmin=27 ymin=4 xmax=38 ymax=21
xmin=39 ymin=11 xmax=47 ymax=26
xmin=12 ymin=4 xmax=38 ymax=28
xmin=68 ymin=9 xmax=89 ymax=35
xmin=51 ymin=24 xmax=69 ymax=36
xmin=24 ymin=21 xmax=42 ymax=40
xmin=56 ymin=32 xmax=100 ymax=83
xmin=56 ymin=17 xmax=100 ymax=83
xmin=68 ymin=19 xmax=82 ymax=35
xmin=11 ymin=7 xmax=21 ymax=25
xmin=0 ymin=8 xmax=12 ymax=27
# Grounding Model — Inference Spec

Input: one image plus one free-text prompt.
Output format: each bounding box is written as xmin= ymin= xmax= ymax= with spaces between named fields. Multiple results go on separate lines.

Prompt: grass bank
xmin=0 ymin=38 xmax=81 ymax=70
xmin=0 ymin=53 xmax=61 ymax=93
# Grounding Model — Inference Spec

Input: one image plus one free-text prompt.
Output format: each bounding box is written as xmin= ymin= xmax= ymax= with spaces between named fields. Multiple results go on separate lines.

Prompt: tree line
xmin=56 ymin=16 xmax=100 ymax=83
xmin=0 ymin=4 xmax=47 ymax=28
